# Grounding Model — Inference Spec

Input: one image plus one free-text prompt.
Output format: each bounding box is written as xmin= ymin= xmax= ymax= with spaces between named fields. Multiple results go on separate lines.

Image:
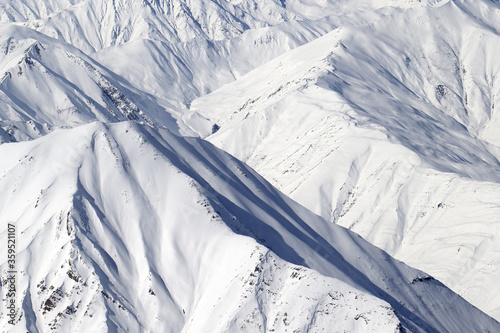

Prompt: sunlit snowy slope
xmin=191 ymin=0 xmax=500 ymax=320
xmin=0 ymin=0 xmax=499 ymax=331
xmin=0 ymin=23 xmax=198 ymax=143
xmin=0 ymin=122 xmax=499 ymax=332
xmin=0 ymin=0 xmax=434 ymax=131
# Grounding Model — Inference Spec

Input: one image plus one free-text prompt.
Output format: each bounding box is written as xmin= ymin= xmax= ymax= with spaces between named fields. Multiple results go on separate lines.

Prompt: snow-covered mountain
xmin=190 ymin=0 xmax=500 ymax=320
xmin=0 ymin=24 xmax=187 ymax=143
xmin=1 ymin=121 xmax=499 ymax=332
xmin=0 ymin=0 xmax=500 ymax=331
xmin=1 ymin=0 xmax=434 ymax=131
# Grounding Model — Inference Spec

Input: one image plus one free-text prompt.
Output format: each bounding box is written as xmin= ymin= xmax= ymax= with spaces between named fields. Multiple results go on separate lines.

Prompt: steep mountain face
xmin=1 ymin=121 xmax=499 ymax=332
xmin=0 ymin=0 xmax=433 ymax=130
xmin=0 ymin=0 xmax=500 ymax=331
xmin=0 ymin=0 xmax=428 ymax=49
xmin=0 ymin=24 xmax=184 ymax=143
xmin=0 ymin=0 xmax=323 ymax=133
xmin=190 ymin=0 xmax=500 ymax=320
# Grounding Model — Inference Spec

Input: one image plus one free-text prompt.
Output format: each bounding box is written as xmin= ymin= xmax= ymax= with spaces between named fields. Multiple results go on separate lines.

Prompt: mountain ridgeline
xmin=0 ymin=0 xmax=500 ymax=332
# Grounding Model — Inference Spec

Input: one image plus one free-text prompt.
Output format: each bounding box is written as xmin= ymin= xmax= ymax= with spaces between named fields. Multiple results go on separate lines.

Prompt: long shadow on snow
xmin=137 ymin=124 xmax=445 ymax=332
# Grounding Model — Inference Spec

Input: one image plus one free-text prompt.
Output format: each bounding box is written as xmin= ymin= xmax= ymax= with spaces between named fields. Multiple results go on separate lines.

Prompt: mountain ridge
xmin=0 ymin=0 xmax=499 ymax=330
xmin=189 ymin=0 xmax=500 ymax=319
xmin=1 ymin=121 xmax=499 ymax=332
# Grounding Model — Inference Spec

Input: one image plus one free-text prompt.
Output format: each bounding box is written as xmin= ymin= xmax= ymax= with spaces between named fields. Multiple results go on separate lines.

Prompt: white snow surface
xmin=0 ymin=121 xmax=498 ymax=332
xmin=0 ymin=24 xmax=187 ymax=142
xmin=0 ymin=0 xmax=434 ymax=132
xmin=191 ymin=0 xmax=500 ymax=320
xmin=0 ymin=0 xmax=499 ymax=331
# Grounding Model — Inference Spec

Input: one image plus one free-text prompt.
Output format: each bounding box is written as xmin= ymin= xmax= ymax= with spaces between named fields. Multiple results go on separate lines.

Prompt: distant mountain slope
xmin=0 ymin=0 xmax=436 ymax=131
xmin=0 ymin=0 xmax=429 ymax=50
xmin=190 ymin=0 xmax=500 ymax=320
xmin=1 ymin=121 xmax=499 ymax=332
xmin=0 ymin=24 xmax=183 ymax=142
xmin=0 ymin=0 xmax=499 ymax=331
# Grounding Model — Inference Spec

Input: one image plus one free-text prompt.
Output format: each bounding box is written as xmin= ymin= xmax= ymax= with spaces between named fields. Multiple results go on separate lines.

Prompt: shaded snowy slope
xmin=0 ymin=24 xmax=181 ymax=142
xmin=0 ymin=0 xmax=499 ymax=330
xmin=190 ymin=0 xmax=500 ymax=319
xmin=0 ymin=0 xmax=429 ymax=51
xmin=1 ymin=121 xmax=498 ymax=332
xmin=0 ymin=0 xmax=436 ymax=130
